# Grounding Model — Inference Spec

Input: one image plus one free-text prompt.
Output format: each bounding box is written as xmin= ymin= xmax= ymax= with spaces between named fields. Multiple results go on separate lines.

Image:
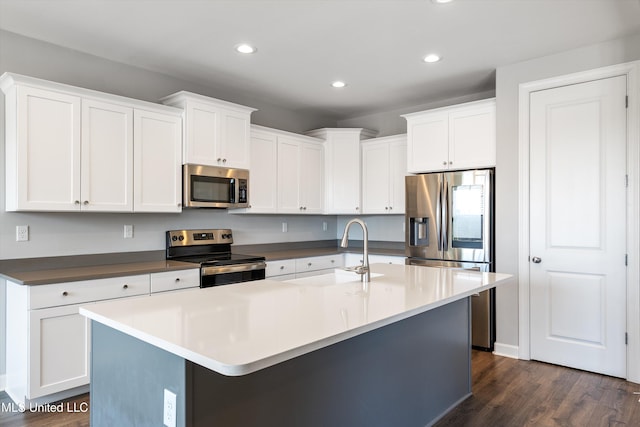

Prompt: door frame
xmin=517 ymin=61 xmax=640 ymax=382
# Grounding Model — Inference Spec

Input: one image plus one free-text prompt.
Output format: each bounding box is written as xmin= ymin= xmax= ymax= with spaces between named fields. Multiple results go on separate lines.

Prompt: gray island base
xmin=91 ymin=297 xmax=471 ymax=427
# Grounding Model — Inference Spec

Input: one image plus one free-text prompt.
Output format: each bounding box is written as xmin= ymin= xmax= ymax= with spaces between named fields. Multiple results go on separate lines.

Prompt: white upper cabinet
xmin=305 ymin=128 xmax=377 ymax=215
xmin=361 ymin=135 xmax=407 ymax=214
xmin=82 ymin=99 xmax=134 ymax=212
xmin=5 ymin=85 xmax=82 ymax=211
xmin=133 ymin=109 xmax=182 ymax=212
xmin=277 ymin=134 xmax=324 ymax=214
xmin=1 ymin=72 xmax=183 ymax=212
xmin=402 ymin=98 xmax=495 ymax=173
xmin=161 ymin=91 xmax=256 ymax=169
xmin=245 ymin=126 xmax=279 ymax=213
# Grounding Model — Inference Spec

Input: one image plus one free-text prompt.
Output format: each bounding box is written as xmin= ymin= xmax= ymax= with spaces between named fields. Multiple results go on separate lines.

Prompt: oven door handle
xmin=201 ymin=261 xmax=267 ymax=276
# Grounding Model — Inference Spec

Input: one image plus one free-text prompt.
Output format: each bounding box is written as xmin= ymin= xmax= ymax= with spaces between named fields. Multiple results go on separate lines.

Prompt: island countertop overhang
xmin=80 ymin=263 xmax=513 ymax=376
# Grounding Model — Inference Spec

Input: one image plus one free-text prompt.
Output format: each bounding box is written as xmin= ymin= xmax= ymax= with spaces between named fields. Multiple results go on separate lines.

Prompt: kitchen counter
xmin=0 ymin=259 xmax=198 ymax=285
xmin=0 ymin=241 xmax=404 ymax=285
xmin=82 ymin=264 xmax=511 ymax=375
xmin=83 ymin=264 xmax=512 ymax=426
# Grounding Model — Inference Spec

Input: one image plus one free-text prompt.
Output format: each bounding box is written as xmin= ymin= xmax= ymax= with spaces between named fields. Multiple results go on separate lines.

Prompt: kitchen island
xmin=80 ymin=263 xmax=512 ymax=427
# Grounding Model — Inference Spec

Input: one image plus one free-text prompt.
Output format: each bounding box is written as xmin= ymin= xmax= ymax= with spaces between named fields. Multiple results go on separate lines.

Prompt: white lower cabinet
xmin=345 ymin=253 xmax=406 ymax=266
xmin=265 ymin=259 xmax=297 ymax=280
xmin=295 ymin=254 xmax=343 ymax=277
xmin=150 ymin=269 xmax=200 ymax=293
xmin=266 ymin=254 xmax=344 ymax=281
xmin=5 ymin=269 xmax=198 ymax=405
xmin=28 ymin=304 xmax=91 ymax=399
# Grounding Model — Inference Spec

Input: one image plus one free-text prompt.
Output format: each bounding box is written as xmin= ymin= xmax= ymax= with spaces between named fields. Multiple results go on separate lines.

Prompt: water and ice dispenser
xmin=409 ymin=217 xmax=429 ymax=247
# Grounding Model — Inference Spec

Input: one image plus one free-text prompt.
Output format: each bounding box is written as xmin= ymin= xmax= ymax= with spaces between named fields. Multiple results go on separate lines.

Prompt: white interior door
xmin=529 ymin=75 xmax=627 ymax=377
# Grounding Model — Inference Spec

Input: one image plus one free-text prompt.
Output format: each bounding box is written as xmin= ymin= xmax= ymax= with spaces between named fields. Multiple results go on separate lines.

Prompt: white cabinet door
xmin=388 ymin=138 xmax=407 ymax=214
xmin=9 ymin=85 xmax=81 ymax=211
xmin=361 ymin=135 xmax=406 ymax=214
xmin=184 ymin=100 xmax=218 ymax=166
xmin=133 ymin=109 xmax=182 ymax=212
xmin=362 ymin=141 xmax=390 ymax=214
xmin=29 ymin=304 xmax=91 ymax=399
xmin=405 ymin=112 xmax=448 ymax=173
xmin=277 ymin=137 xmax=302 ymax=213
xmin=449 ymin=102 xmax=495 ymax=170
xmin=246 ymin=130 xmax=278 ymax=213
xmin=81 ymin=99 xmax=133 ymax=212
xmin=300 ymin=142 xmax=324 ymax=214
xmin=219 ymin=110 xmax=251 ymax=169
xmin=322 ymin=132 xmax=362 ymax=214
xmin=277 ymin=136 xmax=323 ymax=214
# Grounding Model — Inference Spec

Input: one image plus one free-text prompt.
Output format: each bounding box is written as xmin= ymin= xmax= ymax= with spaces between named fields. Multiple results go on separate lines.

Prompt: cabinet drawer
xmin=266 ymin=259 xmax=296 ymax=278
xmin=29 ymin=275 xmax=150 ymax=309
xmin=151 ymin=269 xmax=200 ymax=293
xmin=295 ymin=255 xmax=344 ymax=273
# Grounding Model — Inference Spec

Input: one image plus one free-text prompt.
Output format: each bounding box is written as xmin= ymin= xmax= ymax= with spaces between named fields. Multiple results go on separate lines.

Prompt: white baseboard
xmin=492 ymin=342 xmax=519 ymax=359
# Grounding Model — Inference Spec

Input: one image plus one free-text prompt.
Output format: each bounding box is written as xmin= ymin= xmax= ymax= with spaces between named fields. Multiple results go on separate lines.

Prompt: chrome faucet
xmin=340 ymin=218 xmax=370 ymax=282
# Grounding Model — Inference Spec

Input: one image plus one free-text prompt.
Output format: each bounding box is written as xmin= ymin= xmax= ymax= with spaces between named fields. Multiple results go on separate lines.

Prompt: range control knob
xmin=171 ymin=236 xmax=178 ymax=241
xmin=178 ymin=235 xmax=184 ymax=241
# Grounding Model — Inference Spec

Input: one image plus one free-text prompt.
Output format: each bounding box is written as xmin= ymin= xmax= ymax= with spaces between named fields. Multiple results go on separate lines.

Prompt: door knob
xmin=532 ymin=257 xmax=542 ymax=263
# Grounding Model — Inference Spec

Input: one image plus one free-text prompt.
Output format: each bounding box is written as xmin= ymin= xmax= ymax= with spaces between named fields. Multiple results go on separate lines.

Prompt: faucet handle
xmin=344 ymin=265 xmax=368 ymax=275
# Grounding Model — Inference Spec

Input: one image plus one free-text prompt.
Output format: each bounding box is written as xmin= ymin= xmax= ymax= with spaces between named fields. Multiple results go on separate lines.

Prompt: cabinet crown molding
xmin=0 ymin=72 xmax=183 ymax=116
xmin=160 ymin=90 xmax=257 ymax=114
xmin=401 ymin=97 xmax=496 ymax=120
xmin=304 ymin=127 xmax=378 ymax=140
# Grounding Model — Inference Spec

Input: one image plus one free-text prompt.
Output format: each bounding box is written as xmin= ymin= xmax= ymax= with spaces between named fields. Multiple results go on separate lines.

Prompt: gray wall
xmin=494 ymin=32 xmax=640 ymax=348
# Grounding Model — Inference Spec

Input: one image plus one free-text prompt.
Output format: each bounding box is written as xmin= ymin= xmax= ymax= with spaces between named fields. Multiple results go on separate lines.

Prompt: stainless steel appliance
xmin=183 ymin=164 xmax=249 ymax=208
xmin=405 ymin=169 xmax=494 ymax=350
xmin=166 ymin=229 xmax=266 ymax=287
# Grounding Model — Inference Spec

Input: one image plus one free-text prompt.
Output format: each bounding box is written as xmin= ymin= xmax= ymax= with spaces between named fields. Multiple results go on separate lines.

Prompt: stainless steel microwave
xmin=183 ymin=164 xmax=249 ymax=208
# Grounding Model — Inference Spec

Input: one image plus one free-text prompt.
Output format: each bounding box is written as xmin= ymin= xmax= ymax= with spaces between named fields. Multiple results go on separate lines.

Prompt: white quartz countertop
xmin=80 ymin=264 xmax=513 ymax=376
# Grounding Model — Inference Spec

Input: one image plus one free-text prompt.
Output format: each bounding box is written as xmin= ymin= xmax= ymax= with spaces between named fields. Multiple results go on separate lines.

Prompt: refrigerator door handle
xmin=436 ymin=179 xmax=442 ymax=251
xmin=442 ymin=179 xmax=449 ymax=252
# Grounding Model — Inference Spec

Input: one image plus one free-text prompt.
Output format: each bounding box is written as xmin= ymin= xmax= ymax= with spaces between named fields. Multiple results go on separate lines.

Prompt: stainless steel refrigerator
xmin=405 ymin=169 xmax=494 ymax=350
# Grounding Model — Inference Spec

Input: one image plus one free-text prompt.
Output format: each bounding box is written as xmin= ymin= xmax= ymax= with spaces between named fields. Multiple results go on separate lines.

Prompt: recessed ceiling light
xmin=432 ymin=0 xmax=453 ymax=3
xmin=331 ymin=81 xmax=347 ymax=88
xmin=235 ymin=44 xmax=257 ymax=54
xmin=423 ymin=54 xmax=441 ymax=63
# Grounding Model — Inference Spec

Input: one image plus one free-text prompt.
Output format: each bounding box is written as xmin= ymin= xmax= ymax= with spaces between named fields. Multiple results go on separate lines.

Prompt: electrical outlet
xmin=322 ymin=221 xmax=327 ymax=232
xmin=282 ymin=222 xmax=288 ymax=233
xmin=124 ymin=225 xmax=133 ymax=239
xmin=163 ymin=389 xmax=176 ymax=427
xmin=16 ymin=225 xmax=29 ymax=242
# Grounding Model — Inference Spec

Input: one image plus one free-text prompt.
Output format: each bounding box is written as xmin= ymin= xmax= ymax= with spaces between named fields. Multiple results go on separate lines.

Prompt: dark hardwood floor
xmin=436 ymin=351 xmax=640 ymax=427
xmin=1 ymin=351 xmax=638 ymax=426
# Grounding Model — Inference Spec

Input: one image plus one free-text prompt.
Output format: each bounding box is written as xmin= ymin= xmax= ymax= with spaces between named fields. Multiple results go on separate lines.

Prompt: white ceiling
xmin=1 ymin=0 xmax=639 ymax=120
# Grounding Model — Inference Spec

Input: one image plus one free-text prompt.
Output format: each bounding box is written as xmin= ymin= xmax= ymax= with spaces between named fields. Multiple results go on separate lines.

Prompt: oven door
xmin=200 ymin=261 xmax=266 ymax=287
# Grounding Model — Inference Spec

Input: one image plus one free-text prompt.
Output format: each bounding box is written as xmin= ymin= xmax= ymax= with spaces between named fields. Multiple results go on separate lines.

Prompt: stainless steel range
xmin=166 ymin=229 xmax=266 ymax=287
